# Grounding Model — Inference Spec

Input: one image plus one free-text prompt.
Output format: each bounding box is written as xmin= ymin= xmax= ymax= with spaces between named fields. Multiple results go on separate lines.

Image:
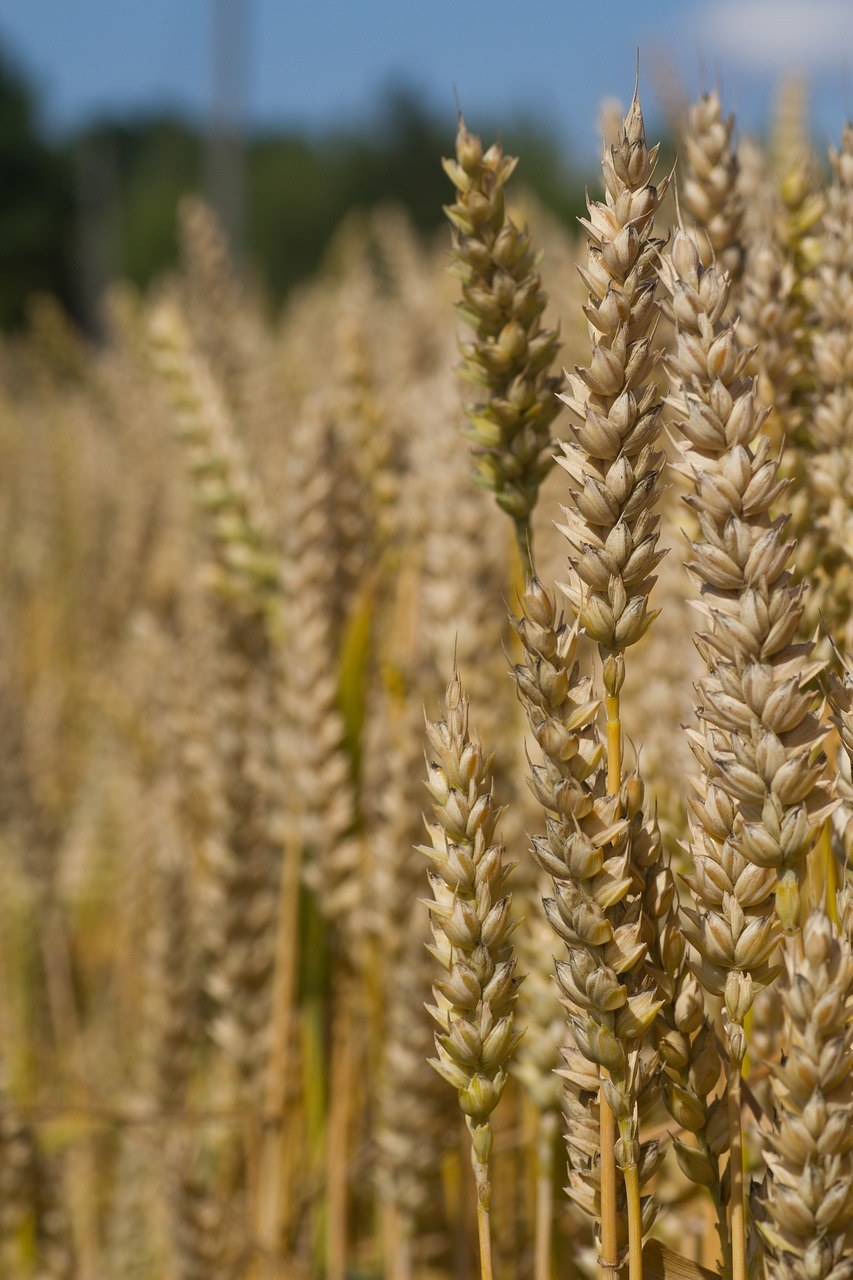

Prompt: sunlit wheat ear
xmin=421 ymin=670 xmax=521 ymax=1275
xmin=661 ymin=224 xmax=837 ymax=1280
xmin=759 ymin=911 xmax=853 ymax=1280
xmin=557 ymin=89 xmax=669 ymax=696
xmin=443 ymin=116 xmax=562 ymax=572
xmin=660 ymin=227 xmax=833 ymax=949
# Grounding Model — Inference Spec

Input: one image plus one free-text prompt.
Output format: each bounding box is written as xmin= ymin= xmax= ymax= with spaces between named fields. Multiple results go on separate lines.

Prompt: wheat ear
xmin=759 ymin=911 xmax=853 ymax=1280
xmin=557 ymin=87 xmax=669 ymax=1280
xmin=443 ymin=117 xmax=562 ymax=574
xmin=661 ymin=227 xmax=835 ymax=1280
xmin=512 ymin=579 xmax=665 ymax=1276
xmin=421 ymin=672 xmax=522 ymax=1280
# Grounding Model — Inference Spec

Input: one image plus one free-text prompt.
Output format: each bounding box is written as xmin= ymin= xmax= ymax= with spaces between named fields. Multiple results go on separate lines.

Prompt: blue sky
xmin=0 ymin=0 xmax=850 ymax=157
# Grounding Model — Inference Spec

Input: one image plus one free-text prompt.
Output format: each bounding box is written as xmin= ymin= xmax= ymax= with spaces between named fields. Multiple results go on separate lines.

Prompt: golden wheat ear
xmin=443 ymin=116 xmax=562 ymax=576
xmin=421 ymin=670 xmax=521 ymax=1280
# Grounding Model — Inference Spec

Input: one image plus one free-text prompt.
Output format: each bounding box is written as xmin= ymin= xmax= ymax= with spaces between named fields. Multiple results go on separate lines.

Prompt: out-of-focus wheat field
xmin=2 ymin=5 xmax=853 ymax=1280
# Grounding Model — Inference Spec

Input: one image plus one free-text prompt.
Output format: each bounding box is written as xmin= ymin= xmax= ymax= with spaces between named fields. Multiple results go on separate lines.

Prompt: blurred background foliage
xmin=0 ymin=46 xmax=591 ymax=332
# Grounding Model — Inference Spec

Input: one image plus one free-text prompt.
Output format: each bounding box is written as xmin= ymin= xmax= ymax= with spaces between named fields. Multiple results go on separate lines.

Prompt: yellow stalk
xmin=600 ymin=687 xmax=622 ymax=1277
xmin=534 ymin=1112 xmax=557 ymax=1280
xmin=727 ymin=1057 xmax=746 ymax=1280
xmin=477 ymin=1199 xmax=495 ymax=1280
xmin=624 ymin=1161 xmax=644 ymax=1280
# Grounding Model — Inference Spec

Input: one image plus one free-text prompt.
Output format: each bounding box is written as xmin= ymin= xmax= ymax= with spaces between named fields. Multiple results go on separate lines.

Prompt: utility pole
xmin=75 ymin=135 xmax=120 ymax=337
xmin=208 ymin=0 xmax=250 ymax=259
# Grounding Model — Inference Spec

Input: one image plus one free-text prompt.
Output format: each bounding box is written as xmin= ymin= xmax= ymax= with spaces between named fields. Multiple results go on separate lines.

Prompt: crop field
xmin=0 ymin=74 xmax=851 ymax=1280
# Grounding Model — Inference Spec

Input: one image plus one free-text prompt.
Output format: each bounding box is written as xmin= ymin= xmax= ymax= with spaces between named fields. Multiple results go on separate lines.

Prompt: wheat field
xmin=1 ymin=75 xmax=852 ymax=1280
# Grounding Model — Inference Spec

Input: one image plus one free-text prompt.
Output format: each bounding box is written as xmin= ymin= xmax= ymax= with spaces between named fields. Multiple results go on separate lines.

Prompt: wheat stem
xmin=382 ymin=1202 xmax=412 ymax=1280
xmin=476 ymin=1193 xmax=495 ymax=1280
xmin=533 ymin=1113 xmax=556 ymax=1280
xmin=600 ymin=686 xmax=622 ymax=1275
xmin=727 ymin=1055 xmax=746 ymax=1280
xmin=623 ymin=1159 xmax=644 ymax=1280
xmin=514 ymin=518 xmax=534 ymax=584
xmin=599 ymin=1098 xmax=619 ymax=1276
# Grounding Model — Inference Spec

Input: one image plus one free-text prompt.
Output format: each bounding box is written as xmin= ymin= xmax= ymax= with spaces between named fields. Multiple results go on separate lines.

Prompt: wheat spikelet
xmin=177 ymin=197 xmax=292 ymax=479
xmin=737 ymin=86 xmax=821 ymax=458
xmin=646 ymin=853 xmax=728 ymax=1259
xmin=772 ymin=79 xmax=824 ymax=291
xmin=178 ymin=197 xmax=247 ymax=408
xmin=147 ymin=301 xmax=281 ymax=627
xmin=0 ymin=1101 xmax=79 ymax=1280
xmin=544 ymin=92 xmax=672 ymax=1276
